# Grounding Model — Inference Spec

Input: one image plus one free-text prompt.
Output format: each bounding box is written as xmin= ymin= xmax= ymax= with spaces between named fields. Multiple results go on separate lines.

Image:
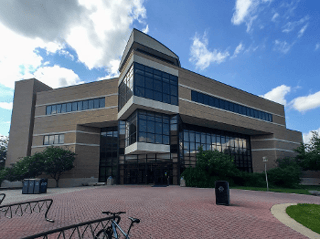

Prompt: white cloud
xmin=261 ymin=85 xmax=291 ymax=105
xmin=273 ymin=40 xmax=294 ymax=54
xmin=282 ymin=15 xmax=309 ymax=33
xmin=0 ymin=0 xmax=147 ymax=88
xmin=315 ymin=43 xmax=320 ymax=51
xmin=231 ymin=43 xmax=244 ymax=59
xmin=298 ymin=23 xmax=308 ymax=38
xmin=271 ymin=12 xmax=279 ymax=22
xmin=142 ymin=25 xmax=149 ymax=34
xmin=97 ymin=59 xmax=120 ymax=81
xmin=189 ymin=32 xmax=229 ymax=70
xmin=290 ymin=91 xmax=320 ymax=113
xmin=303 ymin=128 xmax=320 ymax=144
xmin=0 ymin=102 xmax=13 ymax=110
xmin=231 ymin=0 xmax=271 ymax=32
xmin=26 ymin=65 xmax=83 ymax=89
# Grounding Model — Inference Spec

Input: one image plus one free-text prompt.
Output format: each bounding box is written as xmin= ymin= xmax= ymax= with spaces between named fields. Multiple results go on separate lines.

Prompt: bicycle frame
xmin=110 ymin=218 xmax=131 ymax=239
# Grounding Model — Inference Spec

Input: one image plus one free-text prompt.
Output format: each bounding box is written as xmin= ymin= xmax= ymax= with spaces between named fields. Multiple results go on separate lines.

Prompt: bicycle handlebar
xmin=102 ymin=211 xmax=126 ymax=216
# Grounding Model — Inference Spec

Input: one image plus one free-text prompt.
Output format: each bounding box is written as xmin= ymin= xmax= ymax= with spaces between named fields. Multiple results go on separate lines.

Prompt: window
xmin=191 ymin=90 xmax=272 ymax=122
xmin=119 ymin=62 xmax=178 ymax=111
xmin=44 ymin=134 xmax=64 ymax=145
xmin=45 ymin=97 xmax=105 ymax=115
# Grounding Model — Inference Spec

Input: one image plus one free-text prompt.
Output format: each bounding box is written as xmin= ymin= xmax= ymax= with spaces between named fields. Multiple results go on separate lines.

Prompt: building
xmin=6 ymin=29 xmax=303 ymax=187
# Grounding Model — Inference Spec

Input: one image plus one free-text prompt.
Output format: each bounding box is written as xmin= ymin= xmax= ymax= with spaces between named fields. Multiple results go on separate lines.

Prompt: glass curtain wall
xmin=118 ymin=62 xmax=179 ymax=111
xmin=100 ymin=127 xmax=118 ymax=182
xmin=125 ymin=110 xmax=171 ymax=147
xmin=119 ymin=113 xmax=180 ymax=185
xmin=179 ymin=124 xmax=252 ymax=172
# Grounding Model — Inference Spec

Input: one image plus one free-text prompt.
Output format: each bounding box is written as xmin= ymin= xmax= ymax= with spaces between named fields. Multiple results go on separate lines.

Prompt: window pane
xmin=147 ymin=121 xmax=155 ymax=133
xmin=163 ymin=123 xmax=169 ymax=135
xmin=89 ymin=100 xmax=94 ymax=109
xmin=49 ymin=135 xmax=54 ymax=144
xmin=163 ymin=94 xmax=170 ymax=104
xmin=145 ymin=77 xmax=153 ymax=89
xmin=72 ymin=102 xmax=78 ymax=111
xmin=54 ymin=135 xmax=59 ymax=144
xmin=57 ymin=104 xmax=62 ymax=113
xmin=51 ymin=105 xmax=57 ymax=114
xmin=145 ymin=89 xmax=153 ymax=99
xmin=100 ymin=98 xmax=105 ymax=108
xmin=94 ymin=99 xmax=100 ymax=108
xmin=46 ymin=106 xmax=52 ymax=115
xmin=163 ymin=135 xmax=169 ymax=144
xmin=78 ymin=101 xmax=83 ymax=111
xmin=44 ymin=136 xmax=49 ymax=145
xmin=59 ymin=134 xmax=64 ymax=144
xmin=154 ymin=91 xmax=162 ymax=101
xmin=83 ymin=100 xmax=88 ymax=110
xmin=135 ymin=74 xmax=144 ymax=87
xmin=67 ymin=103 xmax=72 ymax=112
xmin=154 ymin=80 xmax=162 ymax=92
xmin=61 ymin=104 xmax=67 ymax=113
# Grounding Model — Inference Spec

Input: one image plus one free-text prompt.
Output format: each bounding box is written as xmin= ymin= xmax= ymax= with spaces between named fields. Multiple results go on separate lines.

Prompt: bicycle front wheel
xmin=95 ymin=228 xmax=113 ymax=239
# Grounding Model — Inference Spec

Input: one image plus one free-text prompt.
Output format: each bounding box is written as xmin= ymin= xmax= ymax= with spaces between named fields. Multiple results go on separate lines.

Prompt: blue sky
xmin=0 ymin=0 xmax=319 ymax=143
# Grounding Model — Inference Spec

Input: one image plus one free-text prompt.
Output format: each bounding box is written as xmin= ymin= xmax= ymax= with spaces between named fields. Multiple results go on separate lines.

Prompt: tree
xmin=42 ymin=147 xmax=76 ymax=187
xmin=295 ymin=131 xmax=320 ymax=171
xmin=0 ymin=136 xmax=8 ymax=169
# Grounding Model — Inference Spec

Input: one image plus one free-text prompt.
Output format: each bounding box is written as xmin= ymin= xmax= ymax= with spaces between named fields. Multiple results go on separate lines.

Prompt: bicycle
xmin=95 ymin=211 xmax=140 ymax=239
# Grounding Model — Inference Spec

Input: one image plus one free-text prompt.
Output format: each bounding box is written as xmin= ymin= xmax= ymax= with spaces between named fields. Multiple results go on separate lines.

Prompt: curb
xmin=271 ymin=203 xmax=320 ymax=239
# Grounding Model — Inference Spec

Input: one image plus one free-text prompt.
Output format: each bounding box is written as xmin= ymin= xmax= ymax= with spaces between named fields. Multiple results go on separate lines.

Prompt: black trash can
xmin=215 ymin=181 xmax=230 ymax=206
xmin=33 ymin=179 xmax=41 ymax=194
xmin=22 ymin=179 xmax=29 ymax=194
xmin=28 ymin=179 xmax=35 ymax=194
xmin=40 ymin=179 xmax=48 ymax=193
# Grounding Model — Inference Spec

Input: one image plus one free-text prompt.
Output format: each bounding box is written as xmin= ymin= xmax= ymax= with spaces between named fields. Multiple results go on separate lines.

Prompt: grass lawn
xmin=230 ymin=185 xmax=320 ymax=195
xmin=286 ymin=204 xmax=320 ymax=234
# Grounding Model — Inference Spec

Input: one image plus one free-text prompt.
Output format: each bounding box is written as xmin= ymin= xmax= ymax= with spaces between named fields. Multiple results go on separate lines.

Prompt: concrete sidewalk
xmin=0 ymin=186 xmax=319 ymax=238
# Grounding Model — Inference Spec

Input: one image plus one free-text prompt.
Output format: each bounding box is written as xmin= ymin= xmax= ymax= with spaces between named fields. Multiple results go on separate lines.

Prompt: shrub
xmin=232 ymin=171 xmax=266 ymax=187
xmin=267 ymin=165 xmax=301 ymax=188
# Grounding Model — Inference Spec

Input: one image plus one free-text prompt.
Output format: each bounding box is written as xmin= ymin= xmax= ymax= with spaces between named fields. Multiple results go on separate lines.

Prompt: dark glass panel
xmin=77 ymin=101 xmax=82 ymax=111
xmin=145 ymin=77 xmax=153 ymax=89
xmin=191 ymin=91 xmax=198 ymax=101
xmin=154 ymin=80 xmax=162 ymax=92
xmin=51 ymin=105 xmax=57 ymax=114
xmin=135 ymin=86 xmax=144 ymax=97
xmin=57 ymin=104 xmax=62 ymax=113
xmin=67 ymin=103 xmax=72 ymax=112
xmin=163 ymin=135 xmax=169 ymax=145
xmin=198 ymin=93 xmax=204 ymax=104
xmin=145 ymin=89 xmax=153 ymax=99
xmin=82 ymin=100 xmax=88 ymax=110
xmin=100 ymin=98 xmax=105 ymax=108
xmin=147 ymin=121 xmax=155 ymax=133
xmin=72 ymin=102 xmax=78 ymax=111
xmin=139 ymin=119 xmax=146 ymax=132
xmin=163 ymin=123 xmax=169 ymax=135
xmin=61 ymin=103 xmax=67 ymax=113
xmin=46 ymin=106 xmax=52 ymax=115
xmin=94 ymin=99 xmax=100 ymax=108
xmin=89 ymin=99 xmax=94 ymax=109
xmin=135 ymin=74 xmax=144 ymax=87
xmin=163 ymin=94 xmax=170 ymax=104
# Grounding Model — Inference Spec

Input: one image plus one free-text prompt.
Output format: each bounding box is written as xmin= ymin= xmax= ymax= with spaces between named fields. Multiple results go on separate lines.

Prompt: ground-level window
xmin=43 ymin=134 xmax=64 ymax=145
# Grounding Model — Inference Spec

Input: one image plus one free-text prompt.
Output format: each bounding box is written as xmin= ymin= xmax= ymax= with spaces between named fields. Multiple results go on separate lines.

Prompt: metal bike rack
xmin=0 ymin=198 xmax=54 ymax=222
xmin=0 ymin=193 xmax=5 ymax=205
xmin=22 ymin=215 xmax=120 ymax=239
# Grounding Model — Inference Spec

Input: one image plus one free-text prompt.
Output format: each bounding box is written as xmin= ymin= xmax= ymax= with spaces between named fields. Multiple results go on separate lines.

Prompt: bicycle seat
xmin=128 ymin=217 xmax=140 ymax=224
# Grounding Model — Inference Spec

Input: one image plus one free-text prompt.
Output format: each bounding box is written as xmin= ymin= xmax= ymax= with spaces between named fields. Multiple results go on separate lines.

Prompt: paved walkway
xmin=0 ymin=186 xmax=319 ymax=238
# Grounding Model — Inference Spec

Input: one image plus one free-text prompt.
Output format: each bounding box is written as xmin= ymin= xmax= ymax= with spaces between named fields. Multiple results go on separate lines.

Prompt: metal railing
xmin=22 ymin=215 xmax=120 ymax=239
xmin=0 ymin=197 xmax=54 ymax=222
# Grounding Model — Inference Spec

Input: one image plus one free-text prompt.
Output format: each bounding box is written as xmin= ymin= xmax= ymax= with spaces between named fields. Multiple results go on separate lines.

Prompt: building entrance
xmin=123 ymin=163 xmax=172 ymax=185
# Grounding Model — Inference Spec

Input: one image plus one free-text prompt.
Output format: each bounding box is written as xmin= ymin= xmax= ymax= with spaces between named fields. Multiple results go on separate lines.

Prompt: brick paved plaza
xmin=0 ymin=186 xmax=319 ymax=238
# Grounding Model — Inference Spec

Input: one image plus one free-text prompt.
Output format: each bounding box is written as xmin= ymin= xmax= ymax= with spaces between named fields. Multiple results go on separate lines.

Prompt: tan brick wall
xmin=7 ymin=79 xmax=52 ymax=165
xmin=178 ymin=69 xmax=285 ymax=116
xmin=36 ymin=78 xmax=118 ymax=106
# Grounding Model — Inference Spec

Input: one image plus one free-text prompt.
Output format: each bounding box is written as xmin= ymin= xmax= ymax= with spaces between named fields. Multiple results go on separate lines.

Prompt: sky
xmin=0 ymin=0 xmax=319 ymax=143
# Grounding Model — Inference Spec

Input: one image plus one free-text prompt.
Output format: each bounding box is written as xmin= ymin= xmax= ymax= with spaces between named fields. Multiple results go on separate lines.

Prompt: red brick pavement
xmin=0 ymin=186 xmax=319 ymax=239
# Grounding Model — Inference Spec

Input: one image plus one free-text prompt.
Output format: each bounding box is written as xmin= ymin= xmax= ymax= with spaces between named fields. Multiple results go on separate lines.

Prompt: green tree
xmin=0 ymin=136 xmax=8 ymax=169
xmin=295 ymin=131 xmax=320 ymax=171
xmin=42 ymin=147 xmax=76 ymax=187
